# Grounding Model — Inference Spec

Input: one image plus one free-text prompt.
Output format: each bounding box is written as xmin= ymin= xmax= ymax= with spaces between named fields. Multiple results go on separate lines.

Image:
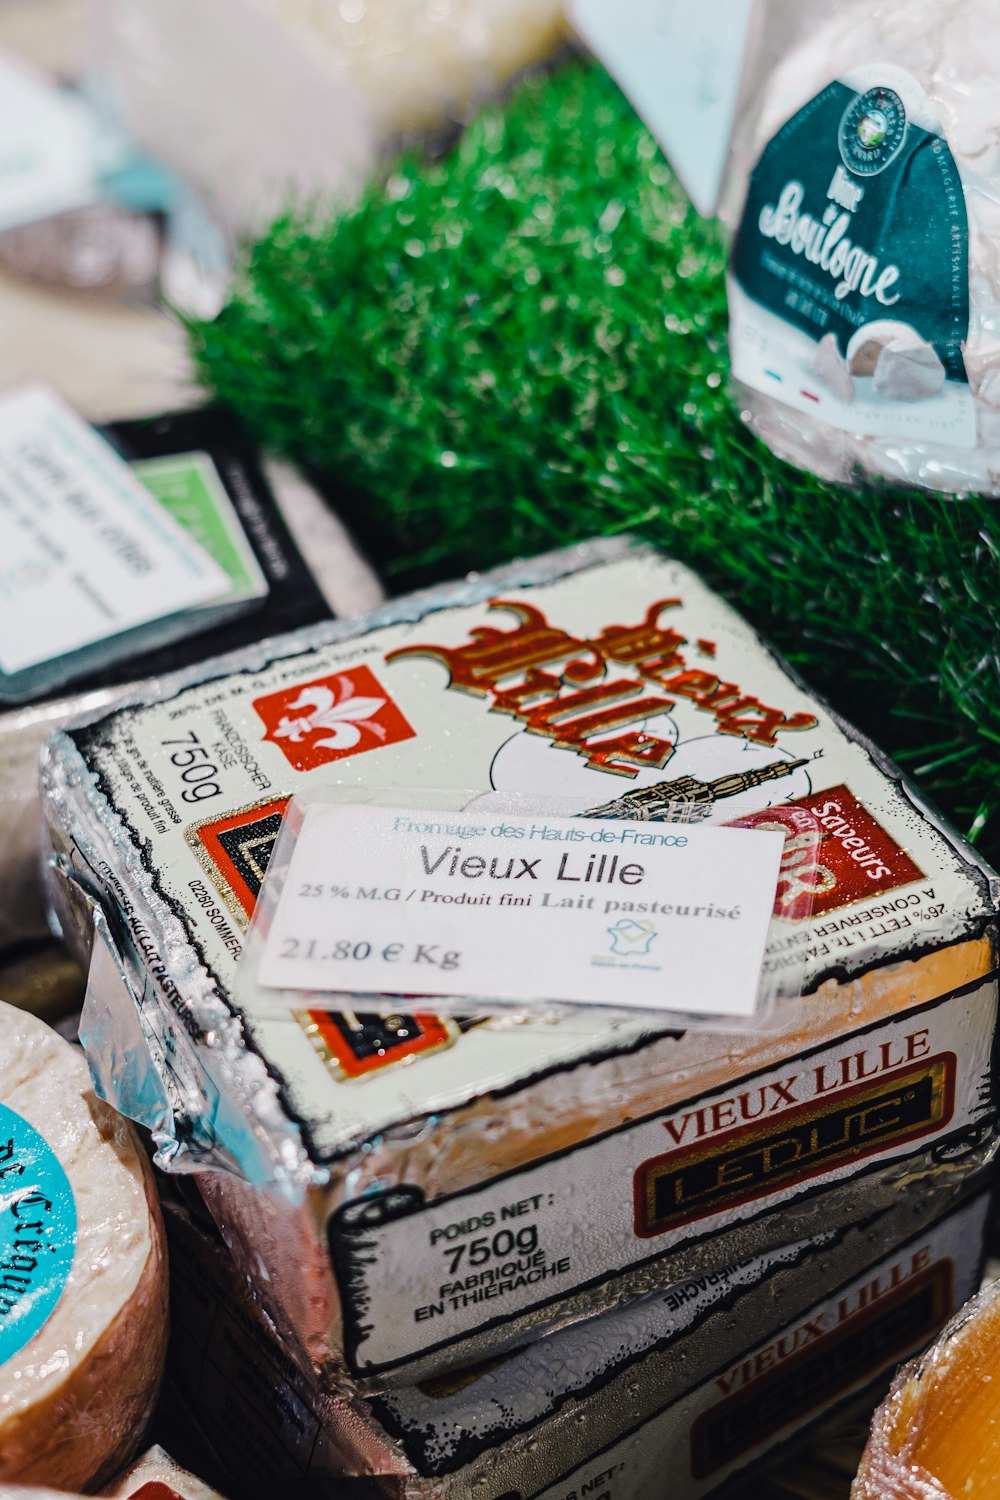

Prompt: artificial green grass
xmin=189 ymin=59 xmax=1000 ymax=868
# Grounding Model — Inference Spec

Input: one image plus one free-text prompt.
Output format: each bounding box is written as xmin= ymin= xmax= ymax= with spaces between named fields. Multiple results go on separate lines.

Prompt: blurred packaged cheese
xmin=0 ymin=391 xmax=380 ymax=954
xmin=90 ymin=0 xmax=568 ymax=237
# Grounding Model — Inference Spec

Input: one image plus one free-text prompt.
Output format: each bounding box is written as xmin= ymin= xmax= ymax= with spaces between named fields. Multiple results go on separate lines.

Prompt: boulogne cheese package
xmin=40 ymin=536 xmax=998 ymax=1385
xmin=163 ymin=1181 xmax=989 ymax=1499
xmin=0 ymin=402 xmax=381 ymax=954
xmin=726 ymin=1 xmax=1000 ymax=495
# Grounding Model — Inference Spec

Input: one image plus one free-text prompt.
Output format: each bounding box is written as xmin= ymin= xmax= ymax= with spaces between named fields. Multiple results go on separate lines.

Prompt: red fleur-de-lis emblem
xmin=254 ymin=666 xmax=416 ymax=771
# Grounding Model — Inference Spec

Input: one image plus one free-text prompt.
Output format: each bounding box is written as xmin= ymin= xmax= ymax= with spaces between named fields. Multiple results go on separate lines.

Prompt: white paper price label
xmin=570 ymin=0 xmax=758 ymax=217
xmin=256 ymin=804 xmax=783 ymax=1018
xmin=0 ymin=387 xmax=232 ymax=680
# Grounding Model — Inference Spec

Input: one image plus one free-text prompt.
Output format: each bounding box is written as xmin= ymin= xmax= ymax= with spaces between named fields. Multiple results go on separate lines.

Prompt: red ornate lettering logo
xmin=253 ymin=667 xmax=416 ymax=772
xmin=386 ymin=596 xmax=817 ymax=778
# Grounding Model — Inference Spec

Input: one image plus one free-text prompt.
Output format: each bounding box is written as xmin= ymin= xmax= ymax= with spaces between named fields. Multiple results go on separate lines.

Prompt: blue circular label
xmin=0 ymin=1101 xmax=77 ymax=1366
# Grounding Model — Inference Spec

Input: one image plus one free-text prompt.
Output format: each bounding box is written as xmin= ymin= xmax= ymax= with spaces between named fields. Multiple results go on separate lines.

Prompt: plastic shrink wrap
xmin=90 ymin=0 xmax=568 ymax=237
xmin=0 ymin=1002 xmax=167 ymax=1491
xmin=163 ymin=1182 xmax=989 ymax=1499
xmin=0 ymin=404 xmax=380 ymax=956
xmin=40 ymin=537 xmax=999 ymax=1386
xmin=852 ymin=1267 xmax=1000 ymax=1500
xmin=726 ymin=1 xmax=1000 ymax=495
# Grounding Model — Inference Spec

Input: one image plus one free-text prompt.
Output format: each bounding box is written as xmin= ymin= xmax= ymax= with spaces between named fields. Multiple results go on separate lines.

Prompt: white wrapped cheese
xmin=92 ymin=0 xmax=567 ymax=237
xmin=0 ymin=1003 xmax=167 ymax=1490
xmin=728 ymin=0 xmax=1000 ymax=494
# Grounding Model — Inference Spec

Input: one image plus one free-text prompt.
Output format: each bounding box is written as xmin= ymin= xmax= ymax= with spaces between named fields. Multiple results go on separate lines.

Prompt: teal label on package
xmin=732 ymin=77 xmax=969 ymax=379
xmin=0 ymin=1102 xmax=77 ymax=1365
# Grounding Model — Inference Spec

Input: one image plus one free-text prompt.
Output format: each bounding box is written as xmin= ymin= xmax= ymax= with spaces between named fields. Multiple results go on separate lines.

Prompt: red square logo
xmin=253 ymin=666 xmax=416 ymax=772
xmin=733 ymin=784 xmax=923 ymax=919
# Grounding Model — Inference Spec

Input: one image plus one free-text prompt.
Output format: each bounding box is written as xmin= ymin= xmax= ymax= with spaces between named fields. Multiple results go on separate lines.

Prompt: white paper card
xmin=0 ymin=52 xmax=102 ymax=231
xmin=257 ymin=804 xmax=784 ymax=1018
xmin=0 ymin=387 xmax=232 ymax=675
xmin=570 ymin=0 xmax=757 ymax=217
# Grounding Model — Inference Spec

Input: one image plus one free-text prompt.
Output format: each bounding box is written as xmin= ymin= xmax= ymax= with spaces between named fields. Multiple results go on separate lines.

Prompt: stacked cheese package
xmin=39 ymin=537 xmax=999 ymax=1496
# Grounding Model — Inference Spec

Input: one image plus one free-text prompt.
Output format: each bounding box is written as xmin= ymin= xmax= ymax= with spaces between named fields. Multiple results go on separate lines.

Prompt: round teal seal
xmin=840 ymin=85 xmax=908 ymax=176
xmin=0 ymin=1101 xmax=77 ymax=1366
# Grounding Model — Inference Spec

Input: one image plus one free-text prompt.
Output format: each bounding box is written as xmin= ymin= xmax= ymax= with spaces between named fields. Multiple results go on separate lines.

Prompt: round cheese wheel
xmin=0 ymin=1002 xmax=167 ymax=1490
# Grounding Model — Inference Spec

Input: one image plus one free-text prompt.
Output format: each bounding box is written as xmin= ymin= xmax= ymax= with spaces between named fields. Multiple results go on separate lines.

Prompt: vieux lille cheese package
xmin=164 ymin=1180 xmax=990 ymax=1499
xmin=40 ymin=537 xmax=999 ymax=1385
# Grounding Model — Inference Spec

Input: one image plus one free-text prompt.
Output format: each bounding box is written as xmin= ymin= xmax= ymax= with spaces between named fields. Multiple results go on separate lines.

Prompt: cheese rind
xmin=0 ymin=1003 xmax=167 ymax=1491
xmin=0 ymin=1445 xmax=230 ymax=1499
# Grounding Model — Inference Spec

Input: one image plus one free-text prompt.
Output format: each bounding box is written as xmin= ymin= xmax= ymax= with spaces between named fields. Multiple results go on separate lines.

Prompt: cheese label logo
xmin=253 ymin=666 xmax=416 ymax=772
xmin=634 ymin=1053 xmax=954 ymax=1238
xmin=735 ymin=785 xmax=924 ymax=918
xmin=840 ymin=85 xmax=908 ymax=176
xmin=187 ymin=795 xmax=290 ymax=924
xmin=298 ymin=1009 xmax=459 ymax=1081
xmin=388 ymin=597 xmax=816 ymax=778
xmin=0 ymin=1102 xmax=77 ymax=1366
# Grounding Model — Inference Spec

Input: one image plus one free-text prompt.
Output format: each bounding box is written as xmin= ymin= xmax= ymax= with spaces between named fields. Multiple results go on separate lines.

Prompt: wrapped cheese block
xmin=0 ymin=204 xmax=162 ymax=299
xmin=0 ymin=401 xmax=381 ymax=954
xmin=41 ymin=536 xmax=999 ymax=1386
xmin=0 ymin=1002 xmax=167 ymax=1490
xmin=728 ymin=0 xmax=1000 ymax=495
xmin=165 ymin=1181 xmax=989 ymax=1499
xmin=852 ymin=1266 xmax=1000 ymax=1499
xmin=92 ymin=0 xmax=567 ymax=237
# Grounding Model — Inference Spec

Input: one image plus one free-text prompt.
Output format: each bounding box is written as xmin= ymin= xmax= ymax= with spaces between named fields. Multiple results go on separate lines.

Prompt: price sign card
xmin=254 ymin=803 xmax=784 ymax=1020
xmin=570 ymin=0 xmax=758 ymax=217
xmin=0 ymin=388 xmax=234 ymax=699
